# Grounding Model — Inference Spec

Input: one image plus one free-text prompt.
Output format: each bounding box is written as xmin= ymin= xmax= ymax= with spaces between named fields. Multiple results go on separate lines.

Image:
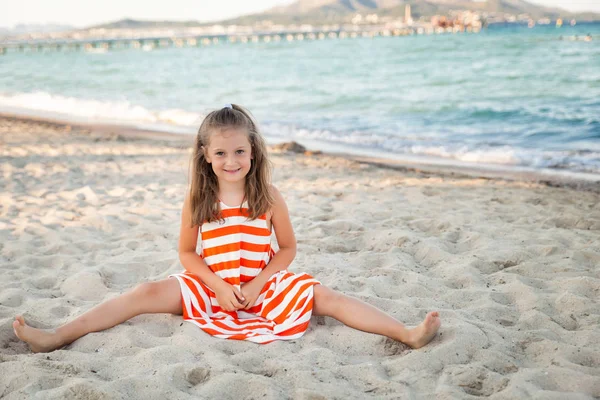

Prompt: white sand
xmin=1 ymin=116 xmax=599 ymax=399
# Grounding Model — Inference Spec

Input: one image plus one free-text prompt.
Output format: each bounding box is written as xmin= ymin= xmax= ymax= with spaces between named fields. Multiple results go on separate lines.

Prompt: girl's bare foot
xmin=405 ymin=311 xmax=441 ymax=349
xmin=13 ymin=316 xmax=63 ymax=353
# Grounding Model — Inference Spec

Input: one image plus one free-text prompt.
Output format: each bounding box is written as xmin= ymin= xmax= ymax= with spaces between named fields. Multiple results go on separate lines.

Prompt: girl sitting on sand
xmin=14 ymin=104 xmax=440 ymax=352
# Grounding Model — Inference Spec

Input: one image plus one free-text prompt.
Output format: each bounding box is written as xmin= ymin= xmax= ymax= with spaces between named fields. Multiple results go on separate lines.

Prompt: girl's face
xmin=204 ymin=128 xmax=253 ymax=184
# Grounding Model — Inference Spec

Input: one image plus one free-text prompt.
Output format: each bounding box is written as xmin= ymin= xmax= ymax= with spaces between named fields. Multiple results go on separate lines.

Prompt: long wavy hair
xmin=188 ymin=104 xmax=274 ymax=226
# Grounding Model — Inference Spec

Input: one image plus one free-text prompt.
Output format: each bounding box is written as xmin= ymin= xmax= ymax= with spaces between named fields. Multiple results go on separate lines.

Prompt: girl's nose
xmin=226 ymin=156 xmax=237 ymax=166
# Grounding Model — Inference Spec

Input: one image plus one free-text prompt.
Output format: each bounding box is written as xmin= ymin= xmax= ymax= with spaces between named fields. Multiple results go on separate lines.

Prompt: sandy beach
xmin=1 ymin=115 xmax=599 ymax=399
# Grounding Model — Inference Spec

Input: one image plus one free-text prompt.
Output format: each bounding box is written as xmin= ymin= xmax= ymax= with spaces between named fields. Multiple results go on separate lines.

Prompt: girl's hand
xmin=213 ymin=281 xmax=245 ymax=312
xmin=240 ymin=279 xmax=266 ymax=310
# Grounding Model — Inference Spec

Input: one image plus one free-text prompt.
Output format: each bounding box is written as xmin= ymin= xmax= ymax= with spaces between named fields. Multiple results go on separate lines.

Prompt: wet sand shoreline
xmin=2 ymin=112 xmax=598 ymax=194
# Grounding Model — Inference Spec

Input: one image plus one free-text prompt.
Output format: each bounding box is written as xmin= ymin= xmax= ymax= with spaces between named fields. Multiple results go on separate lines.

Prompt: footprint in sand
xmin=30 ymin=276 xmax=58 ymax=290
xmin=50 ymin=382 xmax=109 ymax=399
xmin=0 ymin=289 xmax=25 ymax=307
xmin=442 ymin=365 xmax=509 ymax=397
xmin=565 ymin=349 xmax=600 ymax=369
xmin=489 ymin=292 xmax=513 ymax=306
xmin=382 ymin=337 xmax=410 ymax=356
xmin=186 ymin=367 xmax=211 ymax=386
xmin=49 ymin=306 xmax=71 ymax=318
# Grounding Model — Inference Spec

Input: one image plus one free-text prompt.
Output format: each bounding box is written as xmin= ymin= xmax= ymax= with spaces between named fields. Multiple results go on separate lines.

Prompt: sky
xmin=1 ymin=0 xmax=598 ymax=29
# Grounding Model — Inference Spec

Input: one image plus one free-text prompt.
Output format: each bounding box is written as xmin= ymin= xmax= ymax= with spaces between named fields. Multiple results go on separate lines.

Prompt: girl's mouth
xmin=224 ymin=168 xmax=241 ymax=174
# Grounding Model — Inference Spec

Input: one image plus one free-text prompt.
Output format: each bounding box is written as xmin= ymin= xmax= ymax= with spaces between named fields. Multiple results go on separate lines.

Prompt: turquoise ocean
xmin=1 ymin=23 xmax=599 ymax=177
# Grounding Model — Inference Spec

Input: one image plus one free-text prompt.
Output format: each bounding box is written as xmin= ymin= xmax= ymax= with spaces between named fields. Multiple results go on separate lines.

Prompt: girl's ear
xmin=201 ymin=146 xmax=211 ymax=163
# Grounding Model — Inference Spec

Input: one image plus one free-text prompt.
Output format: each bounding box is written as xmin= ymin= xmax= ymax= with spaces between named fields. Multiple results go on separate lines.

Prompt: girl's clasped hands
xmin=213 ymin=279 xmax=265 ymax=312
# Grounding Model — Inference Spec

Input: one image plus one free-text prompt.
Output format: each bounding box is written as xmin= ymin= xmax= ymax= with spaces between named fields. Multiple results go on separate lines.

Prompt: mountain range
xmin=4 ymin=0 xmax=599 ymax=36
xmin=221 ymin=0 xmax=599 ymax=25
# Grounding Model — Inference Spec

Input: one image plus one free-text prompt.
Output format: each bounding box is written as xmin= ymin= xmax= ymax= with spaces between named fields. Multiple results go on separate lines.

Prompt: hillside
xmin=86 ymin=0 xmax=599 ymax=30
xmin=219 ymin=0 xmax=598 ymax=25
xmin=87 ymin=18 xmax=202 ymax=30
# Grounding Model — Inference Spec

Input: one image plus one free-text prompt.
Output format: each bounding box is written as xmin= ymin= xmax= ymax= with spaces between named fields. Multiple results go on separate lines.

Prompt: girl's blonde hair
xmin=188 ymin=104 xmax=274 ymax=226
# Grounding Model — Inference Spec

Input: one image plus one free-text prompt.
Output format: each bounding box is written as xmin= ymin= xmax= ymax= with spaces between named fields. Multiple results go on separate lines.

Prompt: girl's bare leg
xmin=312 ymin=284 xmax=440 ymax=349
xmin=13 ymin=278 xmax=182 ymax=353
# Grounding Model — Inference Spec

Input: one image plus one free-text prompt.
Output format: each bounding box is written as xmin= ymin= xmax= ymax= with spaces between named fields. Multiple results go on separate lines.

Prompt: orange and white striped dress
xmin=169 ymin=201 xmax=320 ymax=344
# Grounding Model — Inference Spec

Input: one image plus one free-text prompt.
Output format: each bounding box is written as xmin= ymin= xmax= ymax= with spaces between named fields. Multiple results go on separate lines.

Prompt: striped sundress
xmin=169 ymin=201 xmax=320 ymax=344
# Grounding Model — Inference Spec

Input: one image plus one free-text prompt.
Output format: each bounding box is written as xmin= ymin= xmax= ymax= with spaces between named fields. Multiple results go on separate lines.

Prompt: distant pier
xmin=0 ymin=25 xmax=480 ymax=55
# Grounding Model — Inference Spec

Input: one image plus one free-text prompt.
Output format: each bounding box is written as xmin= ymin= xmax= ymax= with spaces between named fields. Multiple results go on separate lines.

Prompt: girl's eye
xmin=215 ymin=152 xmax=224 ymax=156
xmin=236 ymin=150 xmax=245 ymax=155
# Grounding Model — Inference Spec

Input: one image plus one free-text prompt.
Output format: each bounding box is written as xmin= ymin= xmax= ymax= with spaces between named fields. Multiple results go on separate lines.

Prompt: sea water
xmin=1 ymin=23 xmax=599 ymax=176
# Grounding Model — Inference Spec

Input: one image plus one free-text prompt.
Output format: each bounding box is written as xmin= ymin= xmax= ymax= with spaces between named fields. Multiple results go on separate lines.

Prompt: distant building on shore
xmin=405 ymin=4 xmax=413 ymax=25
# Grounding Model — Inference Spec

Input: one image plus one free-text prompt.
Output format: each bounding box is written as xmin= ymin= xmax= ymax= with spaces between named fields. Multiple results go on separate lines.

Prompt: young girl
xmin=13 ymin=104 xmax=440 ymax=351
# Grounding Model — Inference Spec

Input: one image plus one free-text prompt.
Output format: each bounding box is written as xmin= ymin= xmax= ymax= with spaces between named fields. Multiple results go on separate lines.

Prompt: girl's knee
xmin=313 ymin=284 xmax=342 ymax=316
xmin=132 ymin=281 xmax=160 ymax=299
xmin=129 ymin=279 xmax=182 ymax=315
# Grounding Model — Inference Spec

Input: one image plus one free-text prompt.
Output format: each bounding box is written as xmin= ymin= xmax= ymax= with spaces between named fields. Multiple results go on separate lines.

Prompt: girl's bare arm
xmin=253 ymin=186 xmax=297 ymax=286
xmin=178 ymin=193 xmax=226 ymax=291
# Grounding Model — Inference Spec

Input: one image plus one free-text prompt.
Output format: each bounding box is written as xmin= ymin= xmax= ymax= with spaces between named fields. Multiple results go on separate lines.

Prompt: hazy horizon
xmin=2 ymin=0 xmax=599 ymax=29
